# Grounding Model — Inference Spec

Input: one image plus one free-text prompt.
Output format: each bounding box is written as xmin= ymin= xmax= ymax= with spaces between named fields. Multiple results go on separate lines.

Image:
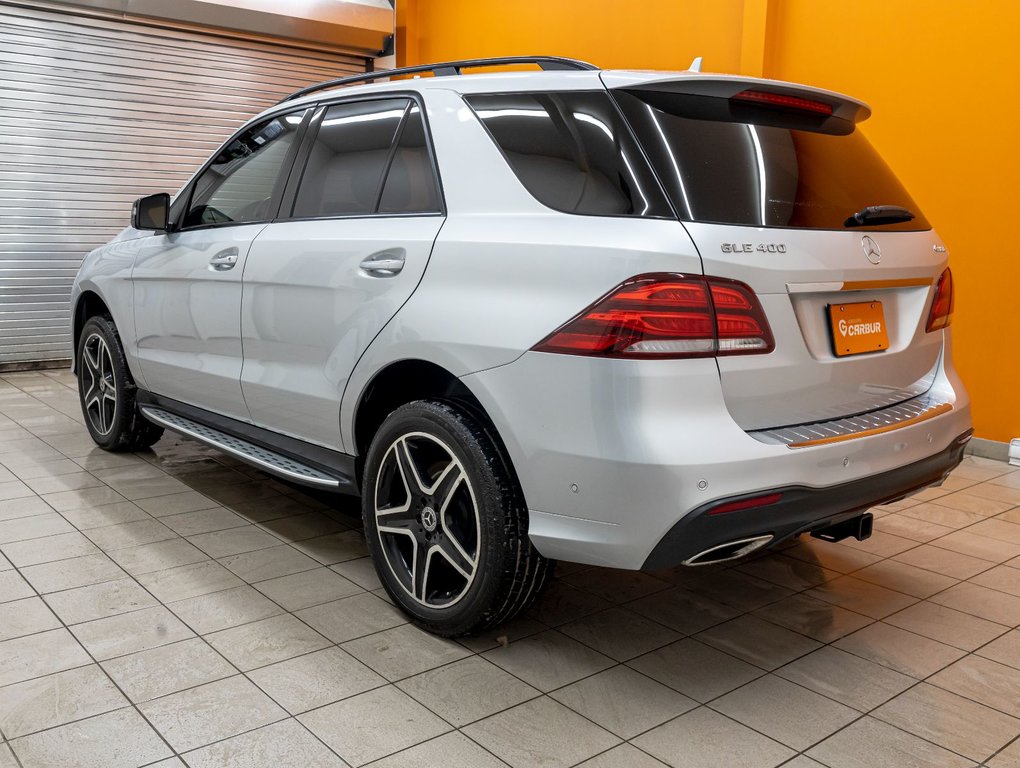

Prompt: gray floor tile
xmin=464 ymin=696 xmax=620 ymax=768
xmin=668 ymin=569 xmax=794 ymax=613
xmin=86 ymin=519 xmax=177 ymax=551
xmin=369 ymin=731 xmax=509 ymax=768
xmin=834 ymin=621 xmax=967 ymax=678
xmin=563 ymin=567 xmax=670 ymax=603
xmin=575 ymin=744 xmax=668 ymax=768
xmin=219 ymin=543 xmax=322 ymax=582
xmin=753 ymin=592 xmax=874 ymax=642
xmin=108 ymin=537 xmax=209 ymax=576
xmin=558 ymin=606 xmax=681 ymax=661
xmin=552 ymin=665 xmax=695 ymax=739
xmin=330 ymin=556 xmax=382 ymax=591
xmin=59 ymin=501 xmax=151 ymax=531
xmin=8 ymin=708 xmax=172 ymax=768
xmin=101 ymin=637 xmax=236 ymax=702
xmin=633 ymin=707 xmax=794 ymax=768
xmin=807 ymin=715 xmax=976 ymax=768
xmin=977 ymin=630 xmax=1020 ymax=670
xmin=0 ymin=512 xmax=75 ymax=544
xmin=1 ymin=531 xmax=100 ymax=567
xmin=158 ymin=506 xmax=246 ymax=537
xmin=482 ymin=629 xmax=614 ymax=692
xmin=873 ymin=682 xmax=1020 ymax=762
xmin=0 ymin=496 xmax=52 ymax=523
xmin=0 ymin=664 xmax=127 ymax=738
xmin=628 ymin=638 xmax=763 ymax=702
xmin=135 ymin=491 xmax=219 ymax=517
xmin=296 ymin=593 xmax=406 ymax=643
xmin=138 ymin=674 xmax=287 ymax=753
xmin=41 ymin=485 xmax=127 ymax=512
xmin=696 ymin=614 xmax=821 ymax=670
xmin=299 ymin=685 xmax=450 ymax=767
xmin=290 ymin=530 xmax=368 ymax=565
xmin=0 ymin=596 xmax=60 ymax=641
xmin=775 ymin=646 xmax=914 ymax=711
xmin=248 ymin=646 xmax=384 ymax=714
xmin=43 ymin=577 xmax=157 ymax=624
xmin=0 ymin=570 xmax=34 ymax=603
xmin=135 ymin=559 xmax=244 ymax=603
xmin=398 ymin=656 xmax=539 ymax=727
xmin=735 ymin=553 xmax=838 ymax=591
xmin=343 ymin=623 xmax=472 ymax=682
xmin=188 ymin=525 xmax=282 ymax=558
xmin=206 ymin=613 xmax=330 ymax=671
xmin=0 ymin=627 xmax=91 ymax=687
xmin=23 ymin=471 xmax=103 ymax=496
xmin=169 ymin=584 xmax=283 ymax=635
xmin=258 ymin=511 xmax=348 ymax=542
xmin=182 ymin=718 xmax=348 ymax=768
xmin=929 ymin=581 xmax=1020 ymax=625
xmin=71 ymin=605 xmax=194 ymax=661
xmin=929 ymin=655 xmax=1020 ymax=718
xmin=253 ymin=566 xmax=362 ymax=611
xmin=711 ymin=675 xmax=858 ymax=751
xmin=884 ymin=600 xmax=1010 ymax=651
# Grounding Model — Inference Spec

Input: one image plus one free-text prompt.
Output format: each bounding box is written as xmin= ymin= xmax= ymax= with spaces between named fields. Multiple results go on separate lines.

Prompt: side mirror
xmin=132 ymin=193 xmax=170 ymax=231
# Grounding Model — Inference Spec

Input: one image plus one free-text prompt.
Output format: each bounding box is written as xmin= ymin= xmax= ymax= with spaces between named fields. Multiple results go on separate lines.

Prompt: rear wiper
xmin=843 ymin=205 xmax=915 ymax=228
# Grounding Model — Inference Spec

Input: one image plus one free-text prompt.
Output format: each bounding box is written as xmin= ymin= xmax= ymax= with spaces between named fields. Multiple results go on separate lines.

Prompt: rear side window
xmin=466 ymin=91 xmax=670 ymax=218
xmin=184 ymin=112 xmax=304 ymax=228
xmin=615 ymin=90 xmax=929 ymax=231
xmin=291 ymin=98 xmax=441 ymax=219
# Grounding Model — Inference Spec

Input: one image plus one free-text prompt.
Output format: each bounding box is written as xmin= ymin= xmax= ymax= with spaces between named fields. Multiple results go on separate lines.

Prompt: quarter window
xmin=184 ymin=112 xmax=304 ymax=228
xmin=466 ymin=91 xmax=670 ymax=218
xmin=292 ymin=98 xmax=440 ymax=219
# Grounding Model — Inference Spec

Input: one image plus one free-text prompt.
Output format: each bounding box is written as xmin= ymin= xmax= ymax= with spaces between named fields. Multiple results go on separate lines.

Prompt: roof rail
xmin=277 ymin=55 xmax=599 ymax=104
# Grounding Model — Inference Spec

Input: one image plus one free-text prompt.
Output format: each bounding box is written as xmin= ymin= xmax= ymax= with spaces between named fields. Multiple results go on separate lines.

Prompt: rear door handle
xmin=209 ymin=247 xmax=239 ymax=271
xmin=360 ymin=248 xmax=405 ymax=277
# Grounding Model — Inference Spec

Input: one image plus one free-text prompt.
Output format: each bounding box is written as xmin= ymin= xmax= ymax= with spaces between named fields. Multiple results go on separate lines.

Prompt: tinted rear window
xmin=615 ymin=90 xmax=929 ymax=231
xmin=466 ymin=91 xmax=671 ymax=218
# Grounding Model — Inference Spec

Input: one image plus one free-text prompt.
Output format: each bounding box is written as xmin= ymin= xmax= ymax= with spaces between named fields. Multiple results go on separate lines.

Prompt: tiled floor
xmin=1 ymin=369 xmax=1019 ymax=768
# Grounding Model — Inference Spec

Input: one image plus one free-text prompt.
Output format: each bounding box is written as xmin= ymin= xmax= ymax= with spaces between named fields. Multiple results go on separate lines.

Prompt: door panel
xmin=133 ymin=225 xmax=264 ymax=420
xmin=240 ymin=216 xmax=443 ymax=450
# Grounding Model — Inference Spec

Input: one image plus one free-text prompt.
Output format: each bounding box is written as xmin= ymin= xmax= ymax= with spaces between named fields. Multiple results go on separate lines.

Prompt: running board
xmin=140 ymin=406 xmax=345 ymax=490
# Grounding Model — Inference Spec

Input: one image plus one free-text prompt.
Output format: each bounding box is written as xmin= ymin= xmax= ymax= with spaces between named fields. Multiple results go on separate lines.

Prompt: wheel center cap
xmin=421 ymin=506 xmax=437 ymax=533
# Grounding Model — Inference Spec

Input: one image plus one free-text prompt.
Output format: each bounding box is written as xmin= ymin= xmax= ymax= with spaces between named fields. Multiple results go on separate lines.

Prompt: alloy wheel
xmin=81 ymin=332 xmax=117 ymax=435
xmin=373 ymin=431 xmax=480 ymax=608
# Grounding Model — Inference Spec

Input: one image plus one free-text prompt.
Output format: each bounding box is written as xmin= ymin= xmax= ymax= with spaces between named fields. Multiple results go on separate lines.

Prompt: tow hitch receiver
xmin=810 ymin=512 xmax=874 ymax=543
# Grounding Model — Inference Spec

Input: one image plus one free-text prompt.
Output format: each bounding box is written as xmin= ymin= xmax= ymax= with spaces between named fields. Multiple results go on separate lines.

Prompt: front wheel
xmin=362 ymin=400 xmax=552 ymax=637
xmin=77 ymin=315 xmax=164 ymax=452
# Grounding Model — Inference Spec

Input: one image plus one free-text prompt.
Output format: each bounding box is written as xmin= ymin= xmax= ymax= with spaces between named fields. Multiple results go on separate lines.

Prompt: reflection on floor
xmin=0 ymin=369 xmax=1019 ymax=768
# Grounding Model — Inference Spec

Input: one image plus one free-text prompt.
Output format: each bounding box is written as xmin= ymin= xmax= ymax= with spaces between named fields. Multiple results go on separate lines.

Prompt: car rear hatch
xmin=605 ymin=72 xmax=950 ymax=431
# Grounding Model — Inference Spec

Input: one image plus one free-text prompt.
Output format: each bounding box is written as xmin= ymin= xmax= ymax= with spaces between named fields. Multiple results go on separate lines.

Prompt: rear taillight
xmin=707 ymin=492 xmax=783 ymax=516
xmin=925 ymin=267 xmax=954 ymax=332
xmin=532 ymin=273 xmax=775 ymax=359
xmin=731 ymin=89 xmax=834 ymax=116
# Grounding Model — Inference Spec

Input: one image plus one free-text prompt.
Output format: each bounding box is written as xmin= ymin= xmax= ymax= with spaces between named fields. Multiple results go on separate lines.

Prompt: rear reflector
xmin=532 ymin=273 xmax=774 ymax=359
xmin=707 ymin=492 xmax=783 ymax=516
xmin=732 ymin=89 xmax=834 ymax=116
xmin=925 ymin=267 xmax=954 ymax=332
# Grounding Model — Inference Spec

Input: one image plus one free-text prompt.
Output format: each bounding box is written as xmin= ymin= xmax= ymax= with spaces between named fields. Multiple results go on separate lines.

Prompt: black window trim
xmin=277 ymin=90 xmax=447 ymax=224
xmin=173 ymin=106 xmax=313 ymax=234
xmin=464 ymin=88 xmax=675 ymax=221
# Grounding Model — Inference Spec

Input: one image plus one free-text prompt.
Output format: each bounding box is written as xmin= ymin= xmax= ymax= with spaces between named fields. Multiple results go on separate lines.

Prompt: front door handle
xmin=209 ymin=247 xmax=239 ymax=271
xmin=360 ymin=248 xmax=406 ymax=277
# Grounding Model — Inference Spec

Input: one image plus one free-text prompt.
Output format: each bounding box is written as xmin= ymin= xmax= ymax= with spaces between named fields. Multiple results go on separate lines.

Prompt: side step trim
xmin=140 ymin=406 xmax=344 ymax=490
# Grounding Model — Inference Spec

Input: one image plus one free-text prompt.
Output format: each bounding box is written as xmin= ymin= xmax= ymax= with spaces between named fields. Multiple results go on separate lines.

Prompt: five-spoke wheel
xmin=80 ymin=332 xmax=117 ymax=436
xmin=374 ymin=432 xmax=480 ymax=608
xmin=363 ymin=400 xmax=552 ymax=637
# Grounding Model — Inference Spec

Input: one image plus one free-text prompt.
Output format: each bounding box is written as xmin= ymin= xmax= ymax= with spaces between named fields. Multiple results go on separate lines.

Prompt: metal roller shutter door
xmin=0 ymin=2 xmax=369 ymax=365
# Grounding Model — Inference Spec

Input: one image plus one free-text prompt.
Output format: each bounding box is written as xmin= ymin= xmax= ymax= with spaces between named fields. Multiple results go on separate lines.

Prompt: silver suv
xmin=71 ymin=56 xmax=972 ymax=636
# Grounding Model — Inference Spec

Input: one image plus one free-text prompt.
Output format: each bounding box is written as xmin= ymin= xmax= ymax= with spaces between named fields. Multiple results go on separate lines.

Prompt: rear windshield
xmin=614 ymin=90 xmax=930 ymax=231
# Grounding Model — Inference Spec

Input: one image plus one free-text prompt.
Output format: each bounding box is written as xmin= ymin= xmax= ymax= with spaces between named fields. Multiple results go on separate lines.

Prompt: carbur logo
xmin=838 ymin=318 xmax=882 ymax=337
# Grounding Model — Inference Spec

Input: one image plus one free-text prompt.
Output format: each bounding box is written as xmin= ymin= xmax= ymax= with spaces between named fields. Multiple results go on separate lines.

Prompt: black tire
xmin=362 ymin=400 xmax=552 ymax=637
xmin=77 ymin=315 xmax=164 ymax=452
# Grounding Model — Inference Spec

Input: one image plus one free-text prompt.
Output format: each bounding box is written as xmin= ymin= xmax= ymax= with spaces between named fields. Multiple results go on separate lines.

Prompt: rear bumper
xmin=642 ymin=428 xmax=971 ymax=569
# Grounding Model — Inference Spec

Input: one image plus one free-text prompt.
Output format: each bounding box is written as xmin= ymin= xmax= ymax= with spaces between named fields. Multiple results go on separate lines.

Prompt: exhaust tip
xmin=682 ymin=534 xmax=773 ymax=567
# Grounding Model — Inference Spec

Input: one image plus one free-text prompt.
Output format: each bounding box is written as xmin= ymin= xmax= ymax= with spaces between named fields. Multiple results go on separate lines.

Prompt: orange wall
xmin=398 ymin=0 xmax=1019 ymax=443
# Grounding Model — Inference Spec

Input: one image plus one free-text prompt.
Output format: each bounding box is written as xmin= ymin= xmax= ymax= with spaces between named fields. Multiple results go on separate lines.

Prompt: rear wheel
xmin=362 ymin=400 xmax=552 ymax=637
xmin=77 ymin=316 xmax=163 ymax=452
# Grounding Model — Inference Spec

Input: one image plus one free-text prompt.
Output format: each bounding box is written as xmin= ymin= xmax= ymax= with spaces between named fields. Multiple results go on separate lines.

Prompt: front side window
xmin=465 ymin=91 xmax=671 ymax=218
xmin=183 ymin=112 xmax=304 ymax=228
xmin=291 ymin=98 xmax=441 ymax=219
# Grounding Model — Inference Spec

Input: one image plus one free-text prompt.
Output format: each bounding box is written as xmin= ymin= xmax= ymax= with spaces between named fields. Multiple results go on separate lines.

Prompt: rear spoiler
xmin=601 ymin=71 xmax=871 ymax=134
